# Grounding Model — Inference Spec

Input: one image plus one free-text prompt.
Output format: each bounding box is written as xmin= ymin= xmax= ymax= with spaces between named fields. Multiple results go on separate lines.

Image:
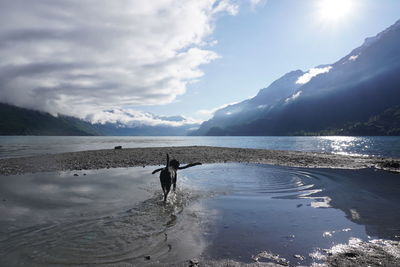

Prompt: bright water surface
xmin=0 ymin=136 xmax=400 ymax=158
xmin=1 ymin=164 xmax=399 ymax=266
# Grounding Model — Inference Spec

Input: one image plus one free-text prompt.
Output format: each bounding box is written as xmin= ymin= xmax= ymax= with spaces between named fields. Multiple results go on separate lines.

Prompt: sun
xmin=317 ymin=0 xmax=354 ymax=23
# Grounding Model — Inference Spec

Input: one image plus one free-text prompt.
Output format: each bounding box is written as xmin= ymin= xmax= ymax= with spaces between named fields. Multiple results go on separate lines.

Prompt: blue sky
xmin=137 ymin=0 xmax=400 ymax=120
xmin=1 ymin=0 xmax=399 ymax=126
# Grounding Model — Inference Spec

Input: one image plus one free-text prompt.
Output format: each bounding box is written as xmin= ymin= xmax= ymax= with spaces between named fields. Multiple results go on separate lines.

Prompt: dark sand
xmin=0 ymin=146 xmax=399 ymax=176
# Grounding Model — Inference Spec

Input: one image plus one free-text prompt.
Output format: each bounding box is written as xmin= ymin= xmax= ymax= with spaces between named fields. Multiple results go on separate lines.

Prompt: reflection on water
xmin=319 ymin=136 xmax=369 ymax=156
xmin=182 ymin=164 xmax=400 ymax=265
xmin=0 ymin=168 xmax=206 ymax=266
xmin=0 ymin=164 xmax=399 ymax=266
xmin=1 ymin=194 xmax=204 ymax=266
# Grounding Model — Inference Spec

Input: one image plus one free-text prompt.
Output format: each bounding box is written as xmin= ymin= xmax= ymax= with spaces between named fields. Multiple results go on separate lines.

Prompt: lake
xmin=1 ymin=136 xmax=400 ymax=159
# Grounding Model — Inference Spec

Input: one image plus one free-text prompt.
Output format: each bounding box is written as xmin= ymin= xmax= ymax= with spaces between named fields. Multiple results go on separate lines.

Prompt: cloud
xmin=197 ymin=100 xmax=242 ymax=117
xmin=87 ymin=108 xmax=201 ymax=127
xmin=0 ymin=0 xmax=237 ymax=125
xmin=285 ymin=90 xmax=302 ymax=103
xmin=257 ymin=104 xmax=268 ymax=109
xmin=249 ymin=0 xmax=267 ymax=10
xmin=348 ymin=55 xmax=359 ymax=61
xmin=213 ymin=0 xmax=239 ymax=15
xmin=296 ymin=66 xmax=332 ymax=85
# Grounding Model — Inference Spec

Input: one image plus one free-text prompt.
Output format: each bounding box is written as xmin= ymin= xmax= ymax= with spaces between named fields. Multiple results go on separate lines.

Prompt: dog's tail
xmin=166 ymin=153 xmax=170 ymax=168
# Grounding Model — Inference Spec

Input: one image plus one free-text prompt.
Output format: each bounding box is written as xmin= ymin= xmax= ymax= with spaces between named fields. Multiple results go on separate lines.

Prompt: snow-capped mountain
xmin=193 ymin=19 xmax=400 ymax=136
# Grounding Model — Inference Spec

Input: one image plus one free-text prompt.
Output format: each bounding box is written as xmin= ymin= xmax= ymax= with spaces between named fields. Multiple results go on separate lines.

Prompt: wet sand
xmin=0 ymin=146 xmax=399 ymax=176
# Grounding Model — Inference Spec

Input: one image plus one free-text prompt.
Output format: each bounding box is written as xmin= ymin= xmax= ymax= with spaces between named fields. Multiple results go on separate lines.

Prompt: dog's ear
xmin=169 ymin=159 xmax=180 ymax=169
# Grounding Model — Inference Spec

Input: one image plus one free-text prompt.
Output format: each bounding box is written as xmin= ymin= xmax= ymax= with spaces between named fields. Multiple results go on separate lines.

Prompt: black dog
xmin=152 ymin=154 xmax=201 ymax=202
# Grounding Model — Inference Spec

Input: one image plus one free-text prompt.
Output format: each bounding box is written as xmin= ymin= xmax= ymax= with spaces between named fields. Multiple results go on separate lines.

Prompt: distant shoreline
xmin=0 ymin=146 xmax=399 ymax=176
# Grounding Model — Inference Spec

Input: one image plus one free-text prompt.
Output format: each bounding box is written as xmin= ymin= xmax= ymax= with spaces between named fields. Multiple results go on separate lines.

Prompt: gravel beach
xmin=0 ymin=146 xmax=399 ymax=176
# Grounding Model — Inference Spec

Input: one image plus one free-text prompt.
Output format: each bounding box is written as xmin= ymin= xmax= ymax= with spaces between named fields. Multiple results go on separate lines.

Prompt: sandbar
xmin=0 ymin=146 xmax=399 ymax=176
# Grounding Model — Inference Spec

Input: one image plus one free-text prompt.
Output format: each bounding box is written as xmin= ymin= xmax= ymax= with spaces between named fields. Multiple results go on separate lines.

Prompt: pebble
xmin=293 ymin=254 xmax=305 ymax=260
xmin=189 ymin=258 xmax=199 ymax=266
xmin=344 ymin=252 xmax=357 ymax=258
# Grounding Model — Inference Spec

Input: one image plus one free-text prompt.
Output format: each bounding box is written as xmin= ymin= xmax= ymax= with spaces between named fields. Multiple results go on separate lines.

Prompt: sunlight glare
xmin=317 ymin=0 xmax=354 ymax=23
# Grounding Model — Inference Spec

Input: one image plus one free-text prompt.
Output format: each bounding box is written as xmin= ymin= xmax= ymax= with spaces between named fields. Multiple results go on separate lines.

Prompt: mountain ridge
xmin=0 ymin=103 xmax=198 ymax=136
xmin=192 ymin=19 xmax=400 ymax=136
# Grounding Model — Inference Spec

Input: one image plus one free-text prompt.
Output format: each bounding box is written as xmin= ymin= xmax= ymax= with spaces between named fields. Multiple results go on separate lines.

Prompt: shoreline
xmin=0 ymin=146 xmax=399 ymax=176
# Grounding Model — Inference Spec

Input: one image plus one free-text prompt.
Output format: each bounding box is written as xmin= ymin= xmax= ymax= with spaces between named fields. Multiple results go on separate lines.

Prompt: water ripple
xmin=0 ymin=190 xmax=201 ymax=266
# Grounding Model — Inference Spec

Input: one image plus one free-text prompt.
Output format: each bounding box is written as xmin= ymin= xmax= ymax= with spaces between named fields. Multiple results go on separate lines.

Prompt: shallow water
xmin=183 ymin=164 xmax=400 ymax=265
xmin=0 ymin=168 xmax=206 ymax=266
xmin=1 ymin=135 xmax=400 ymax=158
xmin=0 ymin=164 xmax=399 ymax=266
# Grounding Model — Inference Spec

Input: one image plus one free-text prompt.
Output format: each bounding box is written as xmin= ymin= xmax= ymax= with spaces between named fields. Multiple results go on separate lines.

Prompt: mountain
xmin=156 ymin=115 xmax=188 ymax=122
xmin=0 ymin=103 xmax=198 ymax=136
xmin=0 ymin=103 xmax=100 ymax=136
xmin=288 ymin=105 xmax=400 ymax=136
xmin=193 ymin=19 xmax=400 ymax=136
xmin=90 ymin=122 xmax=198 ymax=136
xmin=194 ymin=69 xmax=305 ymax=135
xmin=335 ymin=105 xmax=400 ymax=136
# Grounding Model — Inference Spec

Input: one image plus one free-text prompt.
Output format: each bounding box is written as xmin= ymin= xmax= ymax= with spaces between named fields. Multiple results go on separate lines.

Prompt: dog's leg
xmin=162 ymin=186 xmax=167 ymax=201
xmin=172 ymin=174 xmax=177 ymax=192
xmin=163 ymin=183 xmax=171 ymax=202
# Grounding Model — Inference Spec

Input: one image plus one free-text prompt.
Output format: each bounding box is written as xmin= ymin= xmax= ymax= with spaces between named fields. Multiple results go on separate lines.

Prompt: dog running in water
xmin=152 ymin=154 xmax=201 ymax=202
